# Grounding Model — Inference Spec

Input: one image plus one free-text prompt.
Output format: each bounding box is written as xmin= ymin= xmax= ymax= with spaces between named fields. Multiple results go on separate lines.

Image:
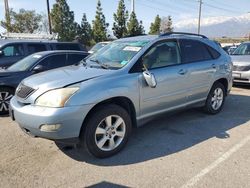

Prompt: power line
xmin=204 ymin=2 xmax=243 ymax=14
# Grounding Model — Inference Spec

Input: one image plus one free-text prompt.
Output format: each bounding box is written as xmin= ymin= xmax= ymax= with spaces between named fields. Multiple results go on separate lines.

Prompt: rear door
xmin=179 ymin=39 xmax=219 ymax=102
xmin=26 ymin=43 xmax=47 ymax=55
xmin=140 ymin=40 xmax=189 ymax=116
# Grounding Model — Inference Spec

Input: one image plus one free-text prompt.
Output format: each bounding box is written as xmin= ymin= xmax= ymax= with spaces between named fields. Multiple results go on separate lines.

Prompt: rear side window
xmin=2 ymin=44 xmax=24 ymax=57
xmin=55 ymin=43 xmax=80 ymax=51
xmin=67 ymin=54 xmax=87 ymax=65
xmin=27 ymin=43 xmax=47 ymax=54
xmin=180 ymin=39 xmax=213 ymax=63
xmin=38 ymin=54 xmax=67 ymax=70
xmin=207 ymin=45 xmax=221 ymax=59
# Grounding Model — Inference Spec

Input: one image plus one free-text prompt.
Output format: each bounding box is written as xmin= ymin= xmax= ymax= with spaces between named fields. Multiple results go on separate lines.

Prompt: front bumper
xmin=10 ymin=96 xmax=93 ymax=142
xmin=233 ymin=71 xmax=250 ymax=83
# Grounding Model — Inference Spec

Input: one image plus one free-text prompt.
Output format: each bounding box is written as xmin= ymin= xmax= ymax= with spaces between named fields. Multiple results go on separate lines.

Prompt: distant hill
xmin=174 ymin=13 xmax=250 ymax=38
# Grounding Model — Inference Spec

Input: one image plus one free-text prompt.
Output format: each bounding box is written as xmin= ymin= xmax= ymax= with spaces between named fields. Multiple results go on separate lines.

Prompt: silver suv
xmin=10 ymin=33 xmax=233 ymax=158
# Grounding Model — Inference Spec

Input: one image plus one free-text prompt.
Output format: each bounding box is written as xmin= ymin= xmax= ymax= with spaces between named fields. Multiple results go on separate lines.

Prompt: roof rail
xmin=0 ymin=32 xmax=58 ymax=40
xmin=159 ymin=32 xmax=208 ymax=39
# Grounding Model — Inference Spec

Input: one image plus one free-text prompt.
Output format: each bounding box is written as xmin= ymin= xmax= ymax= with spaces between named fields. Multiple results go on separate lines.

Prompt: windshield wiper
xmin=89 ymin=58 xmax=109 ymax=69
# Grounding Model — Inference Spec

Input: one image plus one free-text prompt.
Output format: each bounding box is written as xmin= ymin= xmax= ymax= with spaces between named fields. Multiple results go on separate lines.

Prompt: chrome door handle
xmin=178 ymin=69 xmax=187 ymax=75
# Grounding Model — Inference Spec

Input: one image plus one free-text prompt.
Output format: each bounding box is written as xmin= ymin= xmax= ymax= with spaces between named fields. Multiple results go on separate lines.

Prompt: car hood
xmin=22 ymin=65 xmax=114 ymax=90
xmin=230 ymin=55 xmax=250 ymax=66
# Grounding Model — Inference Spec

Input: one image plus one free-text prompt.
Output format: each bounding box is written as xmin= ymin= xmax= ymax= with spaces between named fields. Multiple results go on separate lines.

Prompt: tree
xmin=1 ymin=9 xmax=42 ymax=33
xmin=50 ymin=0 xmax=78 ymax=41
xmin=127 ymin=11 xmax=144 ymax=36
xmin=78 ymin=13 xmax=93 ymax=46
xmin=113 ymin=0 xmax=129 ymax=39
xmin=92 ymin=0 xmax=109 ymax=42
xmin=160 ymin=16 xmax=174 ymax=33
xmin=149 ymin=15 xmax=161 ymax=35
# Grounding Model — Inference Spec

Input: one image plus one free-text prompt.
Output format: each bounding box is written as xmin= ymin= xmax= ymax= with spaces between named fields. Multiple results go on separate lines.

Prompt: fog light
xmin=40 ymin=124 xmax=61 ymax=132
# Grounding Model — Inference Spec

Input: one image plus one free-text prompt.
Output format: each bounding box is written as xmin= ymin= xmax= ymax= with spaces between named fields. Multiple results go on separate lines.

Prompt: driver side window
xmin=142 ymin=41 xmax=181 ymax=69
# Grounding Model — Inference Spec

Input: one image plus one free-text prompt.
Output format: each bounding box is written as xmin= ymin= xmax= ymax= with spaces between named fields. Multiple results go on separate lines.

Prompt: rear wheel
xmin=0 ymin=87 xmax=14 ymax=115
xmin=204 ymin=82 xmax=226 ymax=114
xmin=81 ymin=104 xmax=132 ymax=158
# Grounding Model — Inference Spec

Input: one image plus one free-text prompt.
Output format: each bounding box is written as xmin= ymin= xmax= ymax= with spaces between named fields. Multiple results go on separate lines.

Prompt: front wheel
xmin=81 ymin=104 xmax=132 ymax=158
xmin=0 ymin=87 xmax=14 ymax=115
xmin=204 ymin=82 xmax=226 ymax=114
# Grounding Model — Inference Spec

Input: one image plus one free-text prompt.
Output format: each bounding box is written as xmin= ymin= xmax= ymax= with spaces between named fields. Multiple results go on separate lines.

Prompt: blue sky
xmin=0 ymin=0 xmax=250 ymax=33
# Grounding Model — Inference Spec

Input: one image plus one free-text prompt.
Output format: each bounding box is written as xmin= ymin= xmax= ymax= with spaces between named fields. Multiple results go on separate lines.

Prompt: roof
xmin=31 ymin=50 xmax=88 ymax=56
xmin=0 ymin=39 xmax=81 ymax=47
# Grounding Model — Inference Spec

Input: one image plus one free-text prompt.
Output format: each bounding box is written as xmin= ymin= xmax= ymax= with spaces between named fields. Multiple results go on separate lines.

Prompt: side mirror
xmin=33 ymin=65 xmax=45 ymax=73
xmin=143 ymin=70 xmax=157 ymax=88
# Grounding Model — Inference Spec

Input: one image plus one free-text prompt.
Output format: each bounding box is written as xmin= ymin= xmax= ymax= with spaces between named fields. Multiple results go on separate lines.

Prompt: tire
xmin=0 ymin=87 xmax=14 ymax=115
xmin=81 ymin=104 xmax=132 ymax=158
xmin=204 ymin=82 xmax=226 ymax=114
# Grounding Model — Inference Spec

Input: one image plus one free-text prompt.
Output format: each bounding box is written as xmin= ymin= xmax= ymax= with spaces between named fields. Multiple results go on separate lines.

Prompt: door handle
xmin=211 ymin=64 xmax=216 ymax=69
xmin=178 ymin=69 xmax=187 ymax=75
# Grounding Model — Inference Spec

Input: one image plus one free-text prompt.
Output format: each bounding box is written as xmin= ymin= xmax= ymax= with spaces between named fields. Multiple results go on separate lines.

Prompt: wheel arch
xmin=214 ymin=78 xmax=228 ymax=95
xmin=79 ymin=96 xmax=137 ymax=138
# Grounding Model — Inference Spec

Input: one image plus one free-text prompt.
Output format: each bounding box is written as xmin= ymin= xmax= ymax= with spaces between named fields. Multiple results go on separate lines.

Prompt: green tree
xmin=160 ymin=15 xmax=173 ymax=33
xmin=92 ymin=0 xmax=109 ymax=42
xmin=78 ymin=13 xmax=93 ymax=46
xmin=149 ymin=15 xmax=161 ymax=35
xmin=113 ymin=0 xmax=128 ymax=39
xmin=50 ymin=0 xmax=78 ymax=41
xmin=127 ymin=11 xmax=144 ymax=36
xmin=1 ymin=9 xmax=42 ymax=33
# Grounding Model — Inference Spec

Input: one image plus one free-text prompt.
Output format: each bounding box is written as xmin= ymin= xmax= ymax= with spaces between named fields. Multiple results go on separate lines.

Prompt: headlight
xmin=35 ymin=87 xmax=79 ymax=107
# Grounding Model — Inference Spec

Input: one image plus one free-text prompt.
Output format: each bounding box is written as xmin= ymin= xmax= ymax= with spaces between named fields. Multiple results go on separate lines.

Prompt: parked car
xmin=0 ymin=40 xmax=87 ymax=68
xmin=231 ymin=42 xmax=250 ymax=84
xmin=10 ymin=32 xmax=232 ymax=158
xmin=88 ymin=42 xmax=110 ymax=54
xmin=0 ymin=50 xmax=88 ymax=115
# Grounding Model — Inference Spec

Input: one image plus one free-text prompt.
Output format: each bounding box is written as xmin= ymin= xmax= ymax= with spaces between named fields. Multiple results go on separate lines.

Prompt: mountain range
xmin=174 ymin=13 xmax=250 ymax=38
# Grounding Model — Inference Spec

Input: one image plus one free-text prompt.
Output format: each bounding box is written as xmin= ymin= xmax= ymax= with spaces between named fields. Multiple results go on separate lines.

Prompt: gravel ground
xmin=0 ymin=86 xmax=249 ymax=188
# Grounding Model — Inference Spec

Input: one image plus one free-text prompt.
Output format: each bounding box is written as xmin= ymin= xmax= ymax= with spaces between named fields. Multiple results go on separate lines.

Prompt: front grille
xmin=16 ymin=84 xmax=35 ymax=99
xmin=233 ymin=65 xmax=250 ymax=71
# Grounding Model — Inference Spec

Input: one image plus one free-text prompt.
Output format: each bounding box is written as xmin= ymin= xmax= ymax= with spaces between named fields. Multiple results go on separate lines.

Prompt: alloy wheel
xmin=95 ymin=115 xmax=126 ymax=151
xmin=0 ymin=92 xmax=13 ymax=112
xmin=211 ymin=88 xmax=224 ymax=110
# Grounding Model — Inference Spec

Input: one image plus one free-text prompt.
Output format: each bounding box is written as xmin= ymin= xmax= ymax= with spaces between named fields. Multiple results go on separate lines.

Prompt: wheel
xmin=81 ymin=104 xmax=132 ymax=158
xmin=204 ymin=82 xmax=226 ymax=114
xmin=0 ymin=87 xmax=14 ymax=115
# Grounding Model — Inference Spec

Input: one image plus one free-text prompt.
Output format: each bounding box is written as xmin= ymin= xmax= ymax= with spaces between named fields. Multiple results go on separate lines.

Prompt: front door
xmin=139 ymin=40 xmax=189 ymax=117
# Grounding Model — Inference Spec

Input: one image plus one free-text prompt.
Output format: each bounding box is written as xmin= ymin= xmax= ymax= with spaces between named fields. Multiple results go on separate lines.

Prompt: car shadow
xmin=55 ymin=93 xmax=250 ymax=166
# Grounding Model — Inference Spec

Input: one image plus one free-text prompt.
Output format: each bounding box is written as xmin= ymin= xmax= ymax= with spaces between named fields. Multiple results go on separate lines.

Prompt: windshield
xmin=7 ymin=54 xmax=42 ymax=71
xmin=90 ymin=43 xmax=108 ymax=52
xmin=232 ymin=43 xmax=250 ymax=55
xmin=86 ymin=40 xmax=149 ymax=69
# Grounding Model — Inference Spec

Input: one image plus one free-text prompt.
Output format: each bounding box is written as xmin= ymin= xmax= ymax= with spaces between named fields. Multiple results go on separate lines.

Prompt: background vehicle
xmin=10 ymin=32 xmax=232 ymax=158
xmin=0 ymin=40 xmax=87 ymax=68
xmin=0 ymin=50 xmax=88 ymax=115
xmin=88 ymin=42 xmax=110 ymax=54
xmin=231 ymin=42 xmax=250 ymax=84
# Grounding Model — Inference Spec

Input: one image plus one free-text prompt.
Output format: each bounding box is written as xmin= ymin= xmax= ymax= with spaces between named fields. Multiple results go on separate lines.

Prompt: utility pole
xmin=4 ymin=0 xmax=10 ymax=32
xmin=131 ymin=0 xmax=135 ymax=14
xmin=198 ymin=0 xmax=203 ymax=34
xmin=46 ymin=0 xmax=52 ymax=34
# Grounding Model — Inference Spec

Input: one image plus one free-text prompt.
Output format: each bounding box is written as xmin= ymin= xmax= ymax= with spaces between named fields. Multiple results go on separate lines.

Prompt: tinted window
xmin=38 ymin=54 xmax=66 ymax=70
xmin=55 ymin=43 xmax=80 ymax=50
xmin=207 ymin=45 xmax=221 ymax=59
xmin=180 ymin=40 xmax=213 ymax=63
xmin=2 ymin=44 xmax=24 ymax=57
xmin=142 ymin=41 xmax=181 ymax=69
xmin=67 ymin=54 xmax=87 ymax=65
xmin=27 ymin=43 xmax=47 ymax=54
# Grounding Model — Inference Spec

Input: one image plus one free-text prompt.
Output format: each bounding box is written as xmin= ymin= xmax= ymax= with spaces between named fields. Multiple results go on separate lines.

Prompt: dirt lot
xmin=0 ymin=86 xmax=250 ymax=188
